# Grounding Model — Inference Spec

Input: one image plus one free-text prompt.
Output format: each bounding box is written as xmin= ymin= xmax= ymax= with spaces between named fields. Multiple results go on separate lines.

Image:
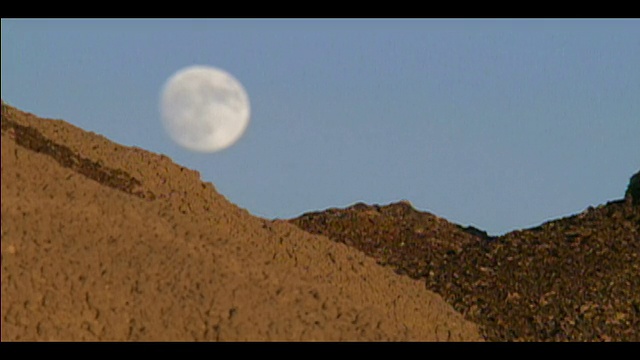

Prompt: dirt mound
xmin=291 ymin=192 xmax=640 ymax=341
xmin=291 ymin=201 xmax=487 ymax=276
xmin=0 ymin=103 xmax=482 ymax=341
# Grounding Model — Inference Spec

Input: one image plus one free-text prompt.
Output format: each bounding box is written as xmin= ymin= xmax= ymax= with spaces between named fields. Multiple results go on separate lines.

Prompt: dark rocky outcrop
xmin=626 ymin=170 xmax=640 ymax=206
xmin=291 ymin=194 xmax=640 ymax=341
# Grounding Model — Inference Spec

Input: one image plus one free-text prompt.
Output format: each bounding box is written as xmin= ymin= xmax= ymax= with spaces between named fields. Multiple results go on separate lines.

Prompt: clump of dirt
xmin=291 ymin=185 xmax=640 ymax=341
xmin=1 ymin=102 xmax=482 ymax=341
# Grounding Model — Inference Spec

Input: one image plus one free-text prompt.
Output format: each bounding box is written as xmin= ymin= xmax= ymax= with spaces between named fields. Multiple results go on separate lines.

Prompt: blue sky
xmin=2 ymin=19 xmax=639 ymax=235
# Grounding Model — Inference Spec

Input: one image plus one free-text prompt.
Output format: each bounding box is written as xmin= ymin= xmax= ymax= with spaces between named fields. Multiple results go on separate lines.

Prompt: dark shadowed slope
xmin=291 ymin=176 xmax=640 ymax=341
xmin=1 ymin=102 xmax=482 ymax=341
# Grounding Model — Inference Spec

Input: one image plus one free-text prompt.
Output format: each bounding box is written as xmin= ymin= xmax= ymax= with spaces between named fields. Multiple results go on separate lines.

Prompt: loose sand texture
xmin=0 ymin=103 xmax=482 ymax=341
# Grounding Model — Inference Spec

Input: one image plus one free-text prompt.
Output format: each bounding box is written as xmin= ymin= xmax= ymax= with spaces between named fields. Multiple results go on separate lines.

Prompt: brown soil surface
xmin=290 ymin=189 xmax=640 ymax=341
xmin=0 ymin=103 xmax=483 ymax=341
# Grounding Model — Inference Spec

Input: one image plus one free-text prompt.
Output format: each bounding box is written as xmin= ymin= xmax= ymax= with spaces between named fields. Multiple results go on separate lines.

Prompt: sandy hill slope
xmin=0 ymin=102 xmax=482 ymax=341
xmin=290 ymin=176 xmax=640 ymax=341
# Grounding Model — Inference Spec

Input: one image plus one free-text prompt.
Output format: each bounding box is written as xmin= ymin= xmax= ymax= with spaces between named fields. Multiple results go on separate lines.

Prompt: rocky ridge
xmin=291 ymin=176 xmax=640 ymax=341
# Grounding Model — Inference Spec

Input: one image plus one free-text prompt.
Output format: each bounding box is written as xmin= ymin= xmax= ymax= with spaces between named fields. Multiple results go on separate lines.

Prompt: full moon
xmin=160 ymin=65 xmax=251 ymax=153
